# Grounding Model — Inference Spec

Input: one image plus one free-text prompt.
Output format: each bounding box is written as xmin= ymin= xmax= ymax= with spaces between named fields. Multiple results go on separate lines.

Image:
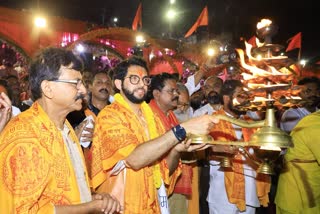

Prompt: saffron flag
xmin=185 ymin=6 xmax=208 ymax=38
xmin=247 ymin=36 xmax=257 ymax=48
xmin=286 ymin=32 xmax=302 ymax=52
xmin=132 ymin=3 xmax=142 ymax=30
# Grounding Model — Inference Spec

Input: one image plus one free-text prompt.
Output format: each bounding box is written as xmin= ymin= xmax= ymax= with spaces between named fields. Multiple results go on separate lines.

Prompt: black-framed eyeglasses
xmin=163 ymin=88 xmax=180 ymax=95
xmin=125 ymin=75 xmax=151 ymax=86
xmin=51 ymin=79 xmax=84 ymax=89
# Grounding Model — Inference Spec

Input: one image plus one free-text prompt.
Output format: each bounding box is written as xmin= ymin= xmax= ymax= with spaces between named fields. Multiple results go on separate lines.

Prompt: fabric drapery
xmin=0 ymin=102 xmax=90 ymax=213
xmin=90 ymin=93 xmax=181 ymax=213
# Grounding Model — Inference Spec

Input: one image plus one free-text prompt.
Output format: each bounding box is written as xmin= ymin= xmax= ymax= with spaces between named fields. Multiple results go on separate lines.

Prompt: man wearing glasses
xmin=90 ymin=56 xmax=218 ymax=213
xmin=0 ymin=47 xmax=121 ymax=213
xmin=147 ymin=73 xmax=199 ymax=214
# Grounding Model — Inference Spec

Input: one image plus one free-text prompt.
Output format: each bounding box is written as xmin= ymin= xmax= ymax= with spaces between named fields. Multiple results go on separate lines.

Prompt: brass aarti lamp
xmin=189 ymin=102 xmax=292 ymax=174
xmin=190 ymin=19 xmax=295 ymax=175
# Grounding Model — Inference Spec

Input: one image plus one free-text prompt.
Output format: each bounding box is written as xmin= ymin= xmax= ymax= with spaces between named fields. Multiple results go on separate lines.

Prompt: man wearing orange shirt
xmin=90 ymin=56 xmax=218 ymax=214
xmin=0 ymin=47 xmax=120 ymax=213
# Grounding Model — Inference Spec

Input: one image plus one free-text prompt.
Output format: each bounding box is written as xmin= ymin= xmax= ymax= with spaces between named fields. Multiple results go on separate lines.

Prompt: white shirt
xmin=184 ymin=74 xmax=201 ymax=96
xmin=207 ymin=111 xmax=260 ymax=208
xmin=173 ymin=106 xmax=193 ymax=123
xmin=12 ymin=106 xmax=21 ymax=116
xmin=193 ymin=103 xmax=223 ymax=117
xmin=280 ymin=107 xmax=311 ymax=133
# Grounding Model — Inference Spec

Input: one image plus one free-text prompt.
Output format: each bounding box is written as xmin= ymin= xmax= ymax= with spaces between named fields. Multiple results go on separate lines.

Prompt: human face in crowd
xmin=158 ymin=79 xmax=180 ymax=112
xmin=202 ymin=77 xmax=223 ymax=98
xmin=7 ymin=76 xmax=20 ymax=96
xmin=176 ymin=89 xmax=190 ymax=114
xmin=121 ymin=65 xmax=149 ymax=104
xmin=50 ymin=66 xmax=87 ymax=112
xmin=299 ymin=82 xmax=320 ymax=101
xmin=229 ymin=86 xmax=248 ymax=115
xmin=90 ymin=73 xmax=112 ymax=102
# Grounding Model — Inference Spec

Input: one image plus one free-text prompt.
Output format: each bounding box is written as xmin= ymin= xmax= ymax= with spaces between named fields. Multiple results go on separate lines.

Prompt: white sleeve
xmin=280 ymin=109 xmax=301 ymax=133
xmin=184 ymin=75 xmax=201 ymax=96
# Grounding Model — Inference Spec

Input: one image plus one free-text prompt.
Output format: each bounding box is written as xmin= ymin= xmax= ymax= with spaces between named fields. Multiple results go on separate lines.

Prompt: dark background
xmin=1 ymin=0 xmax=319 ymax=59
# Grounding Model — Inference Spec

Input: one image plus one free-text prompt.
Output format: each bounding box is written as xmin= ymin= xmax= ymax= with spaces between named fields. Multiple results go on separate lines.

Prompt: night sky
xmin=1 ymin=0 xmax=319 ymax=59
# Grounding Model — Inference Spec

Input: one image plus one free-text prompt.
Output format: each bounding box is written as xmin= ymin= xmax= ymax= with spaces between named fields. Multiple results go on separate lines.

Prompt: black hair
xmin=29 ymin=47 xmax=83 ymax=100
xmin=91 ymin=70 xmax=110 ymax=84
xmin=220 ymin=79 xmax=243 ymax=97
xmin=111 ymin=56 xmax=148 ymax=81
xmin=111 ymin=56 xmax=148 ymax=93
xmin=147 ymin=72 xmax=178 ymax=100
xmin=298 ymin=76 xmax=320 ymax=90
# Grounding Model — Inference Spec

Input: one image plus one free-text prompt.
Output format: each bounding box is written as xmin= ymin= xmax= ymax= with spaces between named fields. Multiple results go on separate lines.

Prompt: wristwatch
xmin=171 ymin=125 xmax=187 ymax=141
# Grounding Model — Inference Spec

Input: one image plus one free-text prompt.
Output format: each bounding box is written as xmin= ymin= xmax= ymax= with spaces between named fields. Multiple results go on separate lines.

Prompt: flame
xmin=237 ymin=48 xmax=273 ymax=76
xmin=233 ymin=97 xmax=241 ymax=106
xmin=290 ymin=96 xmax=302 ymax=100
xmin=252 ymin=96 xmax=267 ymax=102
xmin=237 ymin=47 xmax=291 ymax=81
xmin=247 ymin=83 xmax=266 ymax=89
xmin=256 ymin=38 xmax=265 ymax=48
xmin=257 ymin=19 xmax=272 ymax=29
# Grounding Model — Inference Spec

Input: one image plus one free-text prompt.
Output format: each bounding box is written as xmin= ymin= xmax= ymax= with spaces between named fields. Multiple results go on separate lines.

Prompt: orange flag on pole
xmin=185 ymin=6 xmax=208 ymax=38
xmin=286 ymin=32 xmax=302 ymax=52
xmin=247 ymin=36 xmax=257 ymax=48
xmin=132 ymin=3 xmax=142 ymax=31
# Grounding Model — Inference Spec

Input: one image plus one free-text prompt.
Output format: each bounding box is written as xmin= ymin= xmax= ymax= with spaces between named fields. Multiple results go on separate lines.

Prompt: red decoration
xmin=286 ymin=32 xmax=302 ymax=52
xmin=132 ymin=3 xmax=142 ymax=31
xmin=149 ymin=57 xmax=183 ymax=76
xmin=185 ymin=6 xmax=209 ymax=38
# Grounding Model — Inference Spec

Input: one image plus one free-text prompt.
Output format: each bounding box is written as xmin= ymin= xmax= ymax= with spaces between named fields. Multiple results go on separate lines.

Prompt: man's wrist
xmin=171 ymin=125 xmax=187 ymax=141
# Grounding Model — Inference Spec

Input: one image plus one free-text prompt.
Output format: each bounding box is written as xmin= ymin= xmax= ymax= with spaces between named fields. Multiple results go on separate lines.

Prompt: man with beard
xmin=280 ymin=76 xmax=320 ymax=133
xmin=207 ymin=80 xmax=270 ymax=214
xmin=90 ymin=56 xmax=218 ymax=214
xmin=192 ymin=76 xmax=223 ymax=214
xmin=0 ymin=47 xmax=121 ymax=213
xmin=193 ymin=76 xmax=223 ymax=117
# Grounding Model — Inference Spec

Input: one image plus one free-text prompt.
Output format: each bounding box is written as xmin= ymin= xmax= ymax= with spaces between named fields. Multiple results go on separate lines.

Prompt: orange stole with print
xmin=209 ymin=110 xmax=246 ymax=211
xmin=209 ymin=110 xmax=270 ymax=210
xmin=90 ymin=97 xmax=181 ymax=214
xmin=149 ymin=99 xmax=192 ymax=195
xmin=0 ymin=102 xmax=90 ymax=213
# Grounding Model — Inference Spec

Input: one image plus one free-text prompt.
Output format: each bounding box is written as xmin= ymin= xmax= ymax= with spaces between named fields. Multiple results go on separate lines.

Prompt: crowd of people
xmin=0 ymin=46 xmax=320 ymax=214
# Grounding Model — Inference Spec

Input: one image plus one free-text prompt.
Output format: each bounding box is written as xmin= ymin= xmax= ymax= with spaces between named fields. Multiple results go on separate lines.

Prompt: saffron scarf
xmin=0 ymin=102 xmax=89 ymax=213
xmin=210 ymin=109 xmax=270 ymax=210
xmin=114 ymin=94 xmax=162 ymax=188
xmin=149 ymin=99 xmax=193 ymax=195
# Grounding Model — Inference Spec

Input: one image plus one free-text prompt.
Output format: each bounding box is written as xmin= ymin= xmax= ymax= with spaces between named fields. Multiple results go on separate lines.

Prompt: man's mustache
xmin=75 ymin=94 xmax=85 ymax=101
xmin=172 ymin=96 xmax=179 ymax=102
xmin=99 ymin=88 xmax=109 ymax=93
xmin=133 ymin=88 xmax=146 ymax=93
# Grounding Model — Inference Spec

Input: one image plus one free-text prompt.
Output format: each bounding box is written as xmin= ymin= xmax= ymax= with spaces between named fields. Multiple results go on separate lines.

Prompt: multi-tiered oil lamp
xmin=190 ymin=19 xmax=296 ymax=174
